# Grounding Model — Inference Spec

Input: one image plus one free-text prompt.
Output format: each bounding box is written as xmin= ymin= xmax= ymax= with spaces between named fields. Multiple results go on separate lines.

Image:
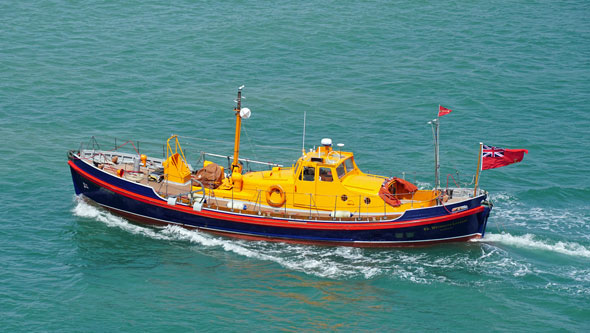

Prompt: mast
xmin=435 ymin=115 xmax=440 ymax=189
xmin=429 ymin=117 xmax=440 ymax=190
xmin=431 ymin=105 xmax=452 ymax=190
xmin=232 ymin=85 xmax=245 ymax=173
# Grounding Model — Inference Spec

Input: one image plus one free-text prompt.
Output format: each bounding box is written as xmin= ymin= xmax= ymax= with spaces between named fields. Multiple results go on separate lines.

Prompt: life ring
xmin=265 ymin=185 xmax=286 ymax=207
xmin=378 ymin=177 xmax=401 ymax=207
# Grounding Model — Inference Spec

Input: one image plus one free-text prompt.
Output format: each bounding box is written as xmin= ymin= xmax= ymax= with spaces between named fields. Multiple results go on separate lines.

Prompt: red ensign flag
xmin=481 ymin=145 xmax=528 ymax=170
xmin=438 ymin=105 xmax=452 ymax=117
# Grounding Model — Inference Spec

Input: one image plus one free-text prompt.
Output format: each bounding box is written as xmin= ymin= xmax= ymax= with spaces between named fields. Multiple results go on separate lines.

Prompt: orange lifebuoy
xmin=265 ymin=185 xmax=286 ymax=207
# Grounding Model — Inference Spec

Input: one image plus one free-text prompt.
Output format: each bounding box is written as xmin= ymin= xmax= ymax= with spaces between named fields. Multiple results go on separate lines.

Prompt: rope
xmin=241 ymin=123 xmax=259 ymax=161
xmin=102 ymin=139 xmax=140 ymax=154
xmin=440 ymin=199 xmax=453 ymax=214
xmin=446 ymin=173 xmax=461 ymax=189
xmin=128 ymin=140 xmax=140 ymax=155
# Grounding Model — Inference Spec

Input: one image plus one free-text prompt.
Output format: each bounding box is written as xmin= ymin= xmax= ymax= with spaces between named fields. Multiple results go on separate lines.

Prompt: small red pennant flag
xmin=438 ymin=105 xmax=452 ymax=117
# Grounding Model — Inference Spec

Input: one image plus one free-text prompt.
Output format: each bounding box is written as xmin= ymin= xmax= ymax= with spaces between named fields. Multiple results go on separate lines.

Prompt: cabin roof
xmin=298 ymin=150 xmax=354 ymax=167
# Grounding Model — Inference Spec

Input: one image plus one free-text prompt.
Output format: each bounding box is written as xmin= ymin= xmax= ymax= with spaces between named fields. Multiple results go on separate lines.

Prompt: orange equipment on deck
xmin=163 ymin=135 xmax=191 ymax=184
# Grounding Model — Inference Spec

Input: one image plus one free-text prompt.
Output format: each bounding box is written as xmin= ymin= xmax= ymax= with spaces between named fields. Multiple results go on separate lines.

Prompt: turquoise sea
xmin=1 ymin=0 xmax=589 ymax=331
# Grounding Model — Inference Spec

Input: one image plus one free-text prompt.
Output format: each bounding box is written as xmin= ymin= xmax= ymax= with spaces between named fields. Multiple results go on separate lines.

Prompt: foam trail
xmin=476 ymin=232 xmax=590 ymax=258
xmin=71 ymin=198 xmax=286 ymax=265
xmin=72 ymin=197 xmax=173 ymax=240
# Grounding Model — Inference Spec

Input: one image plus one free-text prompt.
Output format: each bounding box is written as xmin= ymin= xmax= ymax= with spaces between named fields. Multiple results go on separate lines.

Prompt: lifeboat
xmin=67 ymin=86 xmax=492 ymax=246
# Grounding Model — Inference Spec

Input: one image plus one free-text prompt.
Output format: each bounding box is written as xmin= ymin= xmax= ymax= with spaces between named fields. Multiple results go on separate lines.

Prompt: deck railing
xmin=75 ymin=138 xmax=485 ymax=222
xmin=166 ymin=185 xmax=456 ymax=222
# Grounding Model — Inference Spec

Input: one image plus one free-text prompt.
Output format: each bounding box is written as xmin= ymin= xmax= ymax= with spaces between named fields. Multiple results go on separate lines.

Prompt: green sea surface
xmin=1 ymin=0 xmax=589 ymax=331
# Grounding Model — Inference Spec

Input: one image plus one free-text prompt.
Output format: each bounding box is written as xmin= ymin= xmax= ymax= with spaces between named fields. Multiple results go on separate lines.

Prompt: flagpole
xmin=473 ymin=142 xmax=483 ymax=197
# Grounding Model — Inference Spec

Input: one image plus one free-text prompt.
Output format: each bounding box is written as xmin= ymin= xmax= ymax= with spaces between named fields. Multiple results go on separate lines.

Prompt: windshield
xmin=344 ymin=158 xmax=354 ymax=173
xmin=337 ymin=158 xmax=355 ymax=179
xmin=336 ymin=163 xmax=346 ymax=179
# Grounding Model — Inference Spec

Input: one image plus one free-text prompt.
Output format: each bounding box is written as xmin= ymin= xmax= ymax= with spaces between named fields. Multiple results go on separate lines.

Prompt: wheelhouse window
xmin=337 ymin=158 xmax=355 ymax=179
xmin=344 ymin=158 xmax=354 ymax=173
xmin=319 ymin=167 xmax=333 ymax=182
xmin=336 ymin=163 xmax=346 ymax=179
xmin=299 ymin=166 xmax=315 ymax=181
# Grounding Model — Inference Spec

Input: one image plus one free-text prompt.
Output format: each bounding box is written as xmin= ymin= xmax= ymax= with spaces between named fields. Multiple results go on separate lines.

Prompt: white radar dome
xmin=239 ymin=107 xmax=251 ymax=119
xmin=321 ymin=138 xmax=332 ymax=146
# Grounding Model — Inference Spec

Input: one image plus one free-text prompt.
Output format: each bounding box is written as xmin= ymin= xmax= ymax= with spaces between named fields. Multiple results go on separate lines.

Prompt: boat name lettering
xmin=424 ymin=218 xmax=468 ymax=231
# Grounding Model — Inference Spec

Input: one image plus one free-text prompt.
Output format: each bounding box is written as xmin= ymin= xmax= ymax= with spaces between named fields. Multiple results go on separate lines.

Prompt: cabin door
xmin=293 ymin=166 xmax=317 ymax=208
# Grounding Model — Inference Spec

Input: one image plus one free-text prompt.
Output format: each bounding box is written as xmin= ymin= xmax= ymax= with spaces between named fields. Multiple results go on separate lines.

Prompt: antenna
xmin=302 ymin=111 xmax=307 ymax=155
xmin=337 ymin=143 xmax=344 ymax=157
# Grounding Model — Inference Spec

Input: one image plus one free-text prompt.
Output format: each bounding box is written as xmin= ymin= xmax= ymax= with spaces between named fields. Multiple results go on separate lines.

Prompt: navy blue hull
xmin=69 ymin=156 xmax=491 ymax=246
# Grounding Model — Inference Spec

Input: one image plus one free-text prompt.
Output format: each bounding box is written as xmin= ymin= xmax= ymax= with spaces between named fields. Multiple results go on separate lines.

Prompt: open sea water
xmin=1 ymin=0 xmax=589 ymax=331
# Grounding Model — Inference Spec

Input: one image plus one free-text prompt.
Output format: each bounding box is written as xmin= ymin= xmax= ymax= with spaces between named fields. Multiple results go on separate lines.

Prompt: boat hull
xmin=68 ymin=156 xmax=491 ymax=247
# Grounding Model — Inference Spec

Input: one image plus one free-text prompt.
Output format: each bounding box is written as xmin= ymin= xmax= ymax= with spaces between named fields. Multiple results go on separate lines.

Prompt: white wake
xmin=476 ymin=232 xmax=590 ymax=258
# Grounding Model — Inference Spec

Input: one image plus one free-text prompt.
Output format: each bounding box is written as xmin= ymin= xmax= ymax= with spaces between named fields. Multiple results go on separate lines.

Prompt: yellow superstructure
xmin=193 ymin=144 xmax=438 ymax=215
xmin=188 ymin=86 xmax=439 ymax=216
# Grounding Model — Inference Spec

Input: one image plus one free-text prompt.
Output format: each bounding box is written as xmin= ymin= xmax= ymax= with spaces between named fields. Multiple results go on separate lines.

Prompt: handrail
xmin=363 ymin=173 xmax=389 ymax=179
xmin=77 ymin=136 xmax=162 ymax=158
xmin=190 ymin=186 xmax=447 ymax=221
xmin=198 ymin=151 xmax=283 ymax=168
xmin=86 ymin=164 xmax=476 ymax=221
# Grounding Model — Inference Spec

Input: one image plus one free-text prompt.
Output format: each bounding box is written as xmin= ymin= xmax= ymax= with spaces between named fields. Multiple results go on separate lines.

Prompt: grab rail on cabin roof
xmin=196 ymin=151 xmax=283 ymax=169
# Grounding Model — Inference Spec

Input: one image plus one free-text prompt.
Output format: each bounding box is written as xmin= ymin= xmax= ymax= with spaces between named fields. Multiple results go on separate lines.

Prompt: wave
xmin=488 ymin=191 xmax=590 ymax=240
xmin=518 ymin=186 xmax=590 ymax=205
xmin=475 ymin=232 xmax=590 ymax=258
xmin=489 ymin=191 xmax=516 ymax=204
